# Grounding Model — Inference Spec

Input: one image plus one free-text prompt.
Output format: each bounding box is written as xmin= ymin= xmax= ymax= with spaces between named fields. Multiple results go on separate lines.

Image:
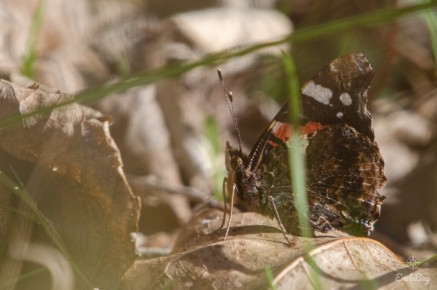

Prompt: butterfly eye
xmin=231 ymin=157 xmax=244 ymax=170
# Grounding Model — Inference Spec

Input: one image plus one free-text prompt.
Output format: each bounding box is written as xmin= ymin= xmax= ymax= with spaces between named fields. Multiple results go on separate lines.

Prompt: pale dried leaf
xmin=0 ymin=80 xmax=140 ymax=290
xmin=121 ymin=209 xmax=437 ymax=290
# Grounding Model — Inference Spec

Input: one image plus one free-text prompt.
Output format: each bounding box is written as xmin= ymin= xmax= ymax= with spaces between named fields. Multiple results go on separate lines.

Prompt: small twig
xmin=126 ymin=174 xmax=223 ymax=209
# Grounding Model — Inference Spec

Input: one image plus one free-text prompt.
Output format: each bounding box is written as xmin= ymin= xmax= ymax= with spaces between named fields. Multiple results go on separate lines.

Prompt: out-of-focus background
xmin=0 ymin=0 xmax=436 ymax=289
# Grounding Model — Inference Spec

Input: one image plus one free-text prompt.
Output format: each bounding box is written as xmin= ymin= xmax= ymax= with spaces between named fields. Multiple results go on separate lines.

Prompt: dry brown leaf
xmin=121 ymin=208 xmax=437 ymax=290
xmin=273 ymin=238 xmax=436 ymax=289
xmin=0 ymin=80 xmax=140 ymax=289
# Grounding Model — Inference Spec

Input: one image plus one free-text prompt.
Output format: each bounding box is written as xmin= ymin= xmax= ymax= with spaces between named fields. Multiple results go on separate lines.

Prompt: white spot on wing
xmin=339 ymin=92 xmax=352 ymax=106
xmin=336 ymin=112 xmax=344 ymax=118
xmin=302 ymin=81 xmax=333 ymax=105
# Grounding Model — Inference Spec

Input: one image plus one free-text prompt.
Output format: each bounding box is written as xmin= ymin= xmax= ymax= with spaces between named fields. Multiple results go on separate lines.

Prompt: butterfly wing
xmin=306 ymin=124 xmax=385 ymax=235
xmin=241 ymin=53 xmax=385 ymax=235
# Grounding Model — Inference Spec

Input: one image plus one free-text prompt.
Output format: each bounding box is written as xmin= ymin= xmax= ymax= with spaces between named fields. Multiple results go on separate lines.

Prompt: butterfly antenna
xmin=218 ymin=69 xmax=243 ymax=154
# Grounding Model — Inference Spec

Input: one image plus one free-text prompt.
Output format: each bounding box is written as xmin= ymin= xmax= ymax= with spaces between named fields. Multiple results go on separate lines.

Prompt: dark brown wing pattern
xmin=225 ymin=53 xmax=386 ymax=237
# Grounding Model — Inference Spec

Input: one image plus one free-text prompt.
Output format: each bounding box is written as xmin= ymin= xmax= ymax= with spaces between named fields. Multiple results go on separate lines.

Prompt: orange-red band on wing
xmin=301 ymin=121 xmax=325 ymax=135
xmin=272 ymin=122 xmax=290 ymax=142
xmin=266 ymin=121 xmax=324 ymax=148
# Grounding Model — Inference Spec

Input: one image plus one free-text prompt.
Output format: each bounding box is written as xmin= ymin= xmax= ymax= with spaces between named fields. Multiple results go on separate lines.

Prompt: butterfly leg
xmin=268 ymin=196 xmax=293 ymax=246
xmin=219 ymin=177 xmax=228 ymax=230
xmin=223 ymin=183 xmax=237 ymax=239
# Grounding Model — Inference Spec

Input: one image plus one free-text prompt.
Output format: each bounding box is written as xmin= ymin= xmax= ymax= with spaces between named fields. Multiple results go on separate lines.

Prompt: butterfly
xmin=220 ymin=53 xmax=386 ymax=239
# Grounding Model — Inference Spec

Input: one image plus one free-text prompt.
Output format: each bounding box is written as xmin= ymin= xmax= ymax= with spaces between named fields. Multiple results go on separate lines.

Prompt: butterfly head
xmin=225 ymin=141 xmax=246 ymax=175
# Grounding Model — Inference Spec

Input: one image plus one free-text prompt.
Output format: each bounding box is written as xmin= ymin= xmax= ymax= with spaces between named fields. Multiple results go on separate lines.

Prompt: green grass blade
xmin=290 ymin=2 xmax=437 ymax=43
xmin=0 ymin=268 xmax=47 ymax=289
xmin=418 ymin=253 xmax=437 ymax=267
xmin=0 ymin=201 xmax=40 ymax=224
xmin=281 ymin=52 xmax=311 ymax=238
xmin=204 ymin=116 xmax=226 ymax=200
xmin=0 ymin=170 xmax=93 ymax=288
xmin=281 ymin=52 xmax=323 ymax=290
xmin=2 ymin=2 xmax=436 ymax=129
xmin=20 ymin=0 xmax=46 ymax=78
xmin=264 ymin=265 xmax=276 ymax=290
xmin=422 ymin=0 xmax=437 ymax=77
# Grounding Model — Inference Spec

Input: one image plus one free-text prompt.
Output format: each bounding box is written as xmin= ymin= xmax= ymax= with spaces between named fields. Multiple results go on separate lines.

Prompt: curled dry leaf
xmin=121 ymin=208 xmax=436 ymax=290
xmin=0 ymin=80 xmax=140 ymax=290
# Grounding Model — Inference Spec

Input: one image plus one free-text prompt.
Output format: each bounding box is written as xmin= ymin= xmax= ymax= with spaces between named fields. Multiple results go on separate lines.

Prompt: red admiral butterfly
xmin=220 ymin=53 xmax=386 ymax=238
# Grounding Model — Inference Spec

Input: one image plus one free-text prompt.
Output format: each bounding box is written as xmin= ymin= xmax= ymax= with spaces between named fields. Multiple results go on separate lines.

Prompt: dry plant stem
xmin=268 ymin=196 xmax=293 ymax=246
xmin=127 ymin=174 xmax=221 ymax=208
